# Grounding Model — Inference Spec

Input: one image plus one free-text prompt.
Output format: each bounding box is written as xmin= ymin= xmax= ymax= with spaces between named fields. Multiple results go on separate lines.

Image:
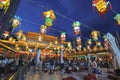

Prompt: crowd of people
xmin=0 ymin=54 xmax=112 ymax=80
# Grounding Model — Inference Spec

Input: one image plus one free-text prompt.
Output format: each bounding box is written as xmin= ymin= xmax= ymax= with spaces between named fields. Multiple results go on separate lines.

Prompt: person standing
xmin=39 ymin=58 xmax=43 ymax=72
xmin=49 ymin=57 xmax=55 ymax=73
xmin=92 ymin=58 xmax=98 ymax=74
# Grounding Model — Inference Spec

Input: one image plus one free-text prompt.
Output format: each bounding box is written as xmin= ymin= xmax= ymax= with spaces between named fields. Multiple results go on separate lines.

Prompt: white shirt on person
xmin=92 ymin=61 xmax=97 ymax=68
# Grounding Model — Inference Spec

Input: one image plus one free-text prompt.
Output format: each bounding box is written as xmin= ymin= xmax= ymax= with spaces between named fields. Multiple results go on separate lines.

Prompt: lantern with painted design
xmin=40 ymin=25 xmax=47 ymax=34
xmin=87 ymin=39 xmax=92 ymax=45
xmin=91 ymin=31 xmax=100 ymax=41
xmin=43 ymin=10 xmax=56 ymax=27
xmin=92 ymin=0 xmax=112 ymax=15
xmin=15 ymin=30 xmax=24 ymax=40
xmin=0 ymin=0 xmax=10 ymax=14
xmin=10 ymin=16 xmax=22 ymax=32
xmin=72 ymin=21 xmax=81 ymax=35
xmin=61 ymin=32 xmax=66 ymax=42
xmin=103 ymin=35 xmax=109 ymax=49
xmin=3 ymin=31 xmax=9 ymax=39
xmin=76 ymin=36 xmax=81 ymax=45
xmin=114 ymin=14 xmax=120 ymax=25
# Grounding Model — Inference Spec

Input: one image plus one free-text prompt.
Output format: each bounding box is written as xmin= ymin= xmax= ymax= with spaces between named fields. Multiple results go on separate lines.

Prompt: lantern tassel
xmin=109 ymin=2 xmax=112 ymax=9
xmin=92 ymin=4 xmax=95 ymax=12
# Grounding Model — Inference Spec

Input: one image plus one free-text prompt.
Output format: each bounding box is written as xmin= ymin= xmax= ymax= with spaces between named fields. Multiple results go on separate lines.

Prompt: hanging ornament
xmin=103 ymin=35 xmax=109 ymax=49
xmin=76 ymin=36 xmax=81 ymax=45
xmin=77 ymin=45 xmax=82 ymax=51
xmin=8 ymin=37 xmax=13 ymax=41
xmin=21 ymin=35 xmax=27 ymax=41
xmin=91 ymin=30 xmax=100 ymax=41
xmin=40 ymin=25 xmax=47 ymax=34
xmin=54 ymin=40 xmax=58 ymax=45
xmin=87 ymin=39 xmax=92 ymax=45
xmin=92 ymin=0 xmax=112 ymax=15
xmin=0 ymin=0 xmax=10 ymax=14
xmin=96 ymin=41 xmax=101 ymax=47
xmin=103 ymin=35 xmax=108 ymax=41
xmin=93 ymin=46 xmax=97 ymax=51
xmin=49 ymin=42 xmax=53 ymax=46
xmin=3 ymin=31 xmax=10 ymax=39
xmin=60 ymin=32 xmax=66 ymax=42
xmin=83 ymin=47 xmax=87 ymax=51
xmin=114 ymin=14 xmax=120 ymax=25
xmin=87 ymin=45 xmax=91 ymax=50
xmin=72 ymin=21 xmax=81 ymax=35
xmin=68 ymin=42 xmax=72 ymax=49
xmin=43 ymin=10 xmax=56 ymax=27
xmin=10 ymin=16 xmax=22 ymax=32
xmin=15 ymin=30 xmax=24 ymax=40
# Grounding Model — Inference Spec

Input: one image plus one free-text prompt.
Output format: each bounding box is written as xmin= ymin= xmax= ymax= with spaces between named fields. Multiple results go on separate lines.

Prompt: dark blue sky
xmin=15 ymin=0 xmax=120 ymax=42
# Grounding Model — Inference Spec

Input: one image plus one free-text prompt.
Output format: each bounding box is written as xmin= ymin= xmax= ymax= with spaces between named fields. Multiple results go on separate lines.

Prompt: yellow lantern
xmin=43 ymin=10 xmax=56 ymax=27
xmin=15 ymin=30 xmax=24 ymax=40
xmin=10 ymin=16 xmax=22 ymax=32
xmin=0 ymin=0 xmax=10 ymax=14
xmin=91 ymin=31 xmax=100 ymax=41
xmin=40 ymin=25 xmax=47 ymax=34
xmin=54 ymin=40 xmax=58 ymax=45
xmin=92 ymin=0 xmax=112 ymax=15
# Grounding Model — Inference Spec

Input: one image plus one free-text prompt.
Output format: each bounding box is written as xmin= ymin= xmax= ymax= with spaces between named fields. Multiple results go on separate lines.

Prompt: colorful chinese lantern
xmin=40 ymin=25 xmax=47 ymax=34
xmin=87 ymin=45 xmax=91 ymax=50
xmin=103 ymin=35 xmax=109 ymax=49
xmin=68 ymin=42 xmax=72 ymax=49
xmin=54 ymin=40 xmax=58 ymax=45
xmin=43 ymin=10 xmax=56 ymax=27
xmin=0 ymin=0 xmax=10 ymax=14
xmin=92 ymin=0 xmax=112 ymax=15
xmin=21 ymin=35 xmax=27 ymax=41
xmin=49 ymin=42 xmax=53 ymax=46
xmin=15 ymin=30 xmax=24 ymax=40
xmin=103 ymin=35 xmax=108 ymax=41
xmin=87 ymin=39 xmax=92 ymax=45
xmin=61 ymin=32 xmax=66 ymax=42
xmin=72 ymin=21 xmax=81 ymax=35
xmin=77 ymin=45 xmax=82 ymax=51
xmin=96 ymin=41 xmax=101 ymax=47
xmin=114 ymin=14 xmax=120 ymax=25
xmin=91 ymin=31 xmax=100 ymax=41
xmin=3 ymin=31 xmax=10 ymax=39
xmin=10 ymin=16 xmax=22 ymax=32
xmin=76 ymin=36 xmax=81 ymax=45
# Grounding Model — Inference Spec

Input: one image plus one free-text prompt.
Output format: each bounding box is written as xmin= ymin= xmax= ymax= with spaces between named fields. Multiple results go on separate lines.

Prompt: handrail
xmin=0 ymin=42 xmax=16 ymax=52
xmin=8 ymin=72 xmax=17 ymax=80
xmin=8 ymin=63 xmax=28 ymax=80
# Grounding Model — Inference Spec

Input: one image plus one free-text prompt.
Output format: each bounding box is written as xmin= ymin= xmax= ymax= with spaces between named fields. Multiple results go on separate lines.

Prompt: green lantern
xmin=114 ymin=14 xmax=120 ymax=25
xmin=45 ymin=17 xmax=54 ymax=27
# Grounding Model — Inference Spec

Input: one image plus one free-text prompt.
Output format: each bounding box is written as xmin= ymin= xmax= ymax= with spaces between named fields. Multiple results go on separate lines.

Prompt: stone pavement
xmin=25 ymin=71 xmax=110 ymax=80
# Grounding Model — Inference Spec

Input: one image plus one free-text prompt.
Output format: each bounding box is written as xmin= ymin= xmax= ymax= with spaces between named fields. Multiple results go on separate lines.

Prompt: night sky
xmin=15 ymin=0 xmax=120 ymax=43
